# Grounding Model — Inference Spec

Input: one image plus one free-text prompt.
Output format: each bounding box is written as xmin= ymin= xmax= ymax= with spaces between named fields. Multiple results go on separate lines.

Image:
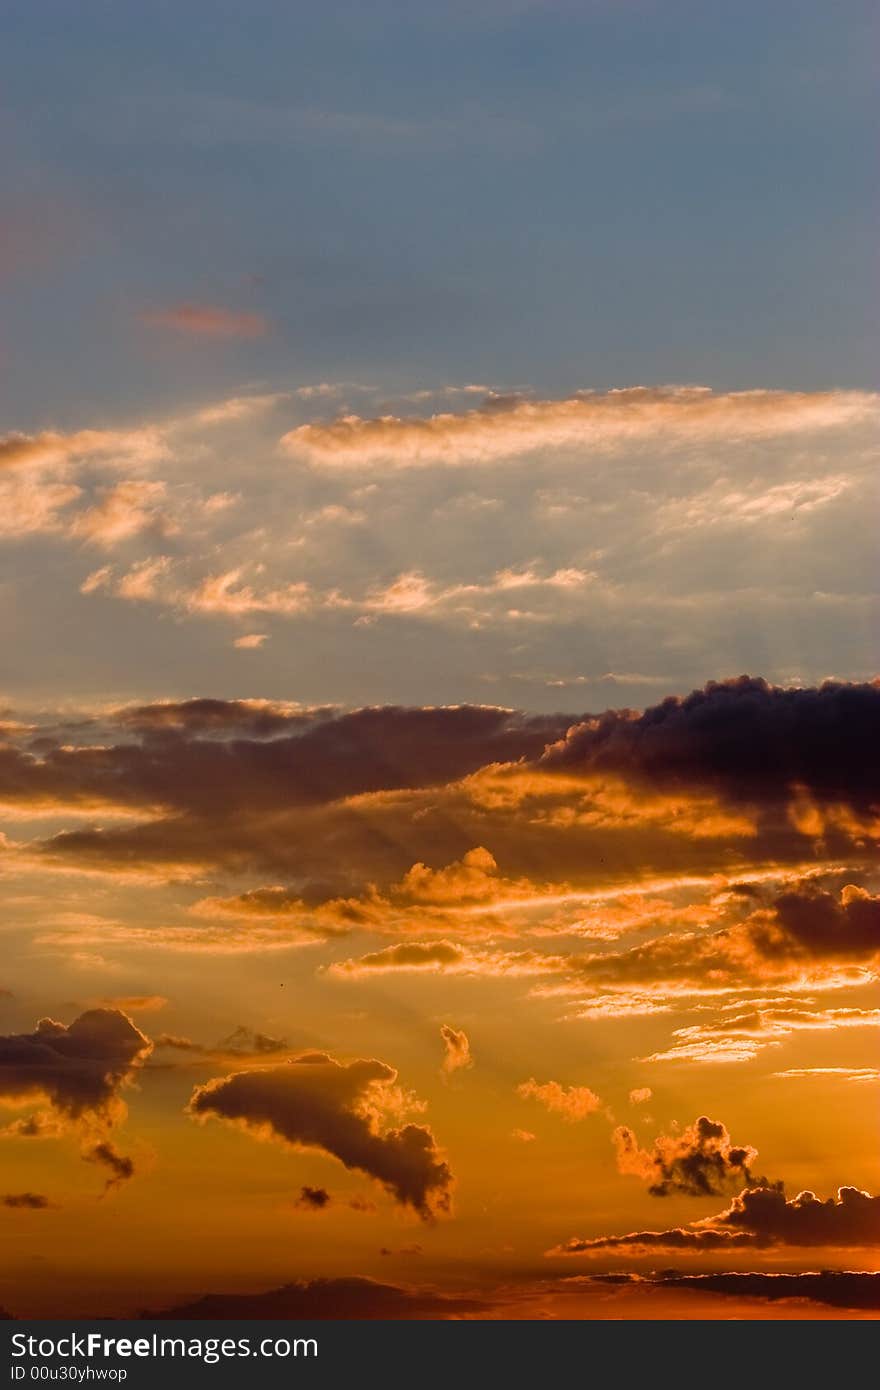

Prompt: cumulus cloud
xmin=0 ymin=1009 xmax=150 ymax=1194
xmin=714 ymin=1183 xmax=880 ymax=1247
xmin=539 ymin=676 xmax=880 ymax=814
xmin=612 ymin=1115 xmax=762 ymax=1196
xmin=550 ymin=1182 xmax=880 ymax=1254
xmin=517 ymin=1078 xmax=603 ymax=1122
xmin=0 ymin=1009 xmax=151 ymax=1123
xmin=439 ymin=1025 xmax=472 ymax=1076
xmin=188 ymin=1053 xmax=453 ymax=1219
xmin=629 ymin=1087 xmax=652 ymax=1105
xmin=281 ymin=387 xmax=876 ymax=469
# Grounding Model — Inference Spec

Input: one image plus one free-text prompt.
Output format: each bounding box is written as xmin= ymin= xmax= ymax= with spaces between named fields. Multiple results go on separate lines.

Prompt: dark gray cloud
xmin=188 ymin=1053 xmax=453 ymax=1220
xmin=2 ymin=1192 xmax=53 ymax=1209
xmin=765 ymin=883 xmax=880 ymax=958
xmin=112 ymin=699 xmax=323 ymax=740
xmin=295 ymin=1184 xmax=332 ymax=1210
xmin=4 ymin=704 xmax=570 ymax=815
xmin=84 ymin=1140 xmax=136 ymax=1192
xmin=540 ymin=676 xmax=880 ymax=811
xmin=0 ymin=1009 xmax=152 ymax=1122
xmin=652 ymin=1270 xmax=880 ymax=1311
xmin=613 ymin=1115 xmax=763 ymax=1197
xmin=550 ymin=1182 xmax=880 ymax=1253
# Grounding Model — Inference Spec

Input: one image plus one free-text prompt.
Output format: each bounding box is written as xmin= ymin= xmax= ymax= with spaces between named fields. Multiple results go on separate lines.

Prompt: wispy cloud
xmin=141 ymin=303 xmax=269 ymax=339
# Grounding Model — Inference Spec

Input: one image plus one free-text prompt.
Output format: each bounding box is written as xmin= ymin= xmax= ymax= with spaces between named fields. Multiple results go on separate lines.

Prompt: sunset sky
xmin=1 ymin=1 xmax=878 ymax=1321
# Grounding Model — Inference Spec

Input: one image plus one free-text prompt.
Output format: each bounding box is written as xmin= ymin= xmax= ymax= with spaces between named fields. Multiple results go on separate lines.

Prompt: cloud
xmin=7 ymin=687 xmax=876 ymax=956
xmin=328 ymin=942 xmax=559 ymax=979
xmin=0 ymin=1009 xmax=150 ymax=1195
xmin=629 ymin=1087 xmax=652 ymax=1105
xmin=112 ymin=697 xmax=316 ymax=739
xmin=439 ymin=1025 xmax=472 ymax=1076
xmin=145 ymin=1276 xmax=488 ymax=1320
xmin=765 ymin=883 xmax=880 ymax=958
xmin=233 ymin=633 xmax=268 ymax=649
xmin=557 ymin=881 xmax=880 ymax=1006
xmin=5 ymin=702 xmax=565 ymax=822
xmin=612 ymin=1115 xmax=762 ymax=1196
xmin=644 ymin=1004 xmax=880 ymax=1065
xmin=771 ymin=1067 xmax=880 ymax=1083
xmin=539 ymin=676 xmax=880 ymax=814
xmin=71 ymin=481 xmax=173 ymax=548
xmin=646 ymin=1271 xmax=880 ymax=1312
xmin=154 ymin=1025 xmax=290 ymax=1062
xmin=280 ymin=387 xmax=876 ymax=469
xmin=2 ymin=1192 xmax=54 ymax=1210
xmin=517 ymin=1078 xmax=602 ymax=1122
xmin=0 ymin=1009 xmax=152 ymax=1123
xmin=294 ymin=1185 xmax=331 ymax=1210
xmin=84 ymin=1139 xmax=135 ymax=1192
xmin=0 ymin=427 xmax=166 ymax=475
xmin=185 ymin=569 xmax=312 ymax=617
xmin=550 ymin=1182 xmax=880 ymax=1254
xmin=0 ymin=476 xmax=81 ymax=536
xmin=712 ymin=1183 xmax=880 ymax=1247
xmin=551 ymin=1226 xmax=755 ymax=1254
xmin=141 ymin=303 xmax=269 ymax=339
xmin=188 ymin=1053 xmax=453 ymax=1219
xmin=206 ymin=846 xmax=564 ymax=947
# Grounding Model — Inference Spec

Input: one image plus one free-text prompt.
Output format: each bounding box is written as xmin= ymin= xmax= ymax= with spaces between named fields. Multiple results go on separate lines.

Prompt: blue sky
xmin=2 ymin=0 xmax=875 ymax=429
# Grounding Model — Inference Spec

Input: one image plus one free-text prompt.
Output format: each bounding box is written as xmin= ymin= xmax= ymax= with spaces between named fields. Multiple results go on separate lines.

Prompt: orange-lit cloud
xmin=612 ymin=1115 xmax=762 ymax=1196
xmin=141 ymin=303 xmax=269 ymax=338
xmin=281 ymin=387 xmax=877 ymax=469
xmin=439 ymin=1025 xmax=472 ymax=1076
xmin=517 ymin=1078 xmax=603 ymax=1122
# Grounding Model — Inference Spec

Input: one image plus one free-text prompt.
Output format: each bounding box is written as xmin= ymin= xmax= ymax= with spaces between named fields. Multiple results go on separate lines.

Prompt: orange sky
xmin=1 ymin=682 xmax=878 ymax=1320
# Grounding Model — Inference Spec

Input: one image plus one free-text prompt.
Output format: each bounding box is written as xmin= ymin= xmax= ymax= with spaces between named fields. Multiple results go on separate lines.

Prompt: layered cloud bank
xmin=2 ymin=382 xmax=877 ymax=708
xmin=551 ymin=1184 xmax=880 ymax=1254
xmin=1 ymin=674 xmax=877 ymax=1311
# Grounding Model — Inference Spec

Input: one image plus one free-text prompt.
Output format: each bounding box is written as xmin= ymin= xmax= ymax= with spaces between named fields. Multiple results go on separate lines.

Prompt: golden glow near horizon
xmin=1 ymin=675 xmax=879 ymax=1319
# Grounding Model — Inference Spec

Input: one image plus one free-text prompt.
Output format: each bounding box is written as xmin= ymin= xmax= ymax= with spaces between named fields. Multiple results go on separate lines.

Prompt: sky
xmin=0 ymin=1 xmax=878 ymax=1322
